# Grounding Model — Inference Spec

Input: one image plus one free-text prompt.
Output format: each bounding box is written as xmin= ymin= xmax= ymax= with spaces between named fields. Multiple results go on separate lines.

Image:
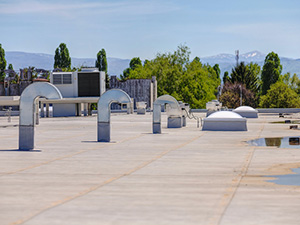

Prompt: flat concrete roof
xmin=1 ymin=113 xmax=300 ymax=224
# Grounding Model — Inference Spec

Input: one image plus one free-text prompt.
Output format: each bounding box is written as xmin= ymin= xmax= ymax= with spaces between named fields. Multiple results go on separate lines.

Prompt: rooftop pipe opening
xmin=97 ymin=89 xmax=132 ymax=142
xmin=153 ymin=95 xmax=182 ymax=134
xmin=19 ymin=82 xmax=62 ymax=150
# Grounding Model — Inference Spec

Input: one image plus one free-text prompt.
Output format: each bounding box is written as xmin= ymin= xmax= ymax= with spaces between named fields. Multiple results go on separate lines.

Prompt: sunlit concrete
xmin=1 ymin=113 xmax=300 ymax=224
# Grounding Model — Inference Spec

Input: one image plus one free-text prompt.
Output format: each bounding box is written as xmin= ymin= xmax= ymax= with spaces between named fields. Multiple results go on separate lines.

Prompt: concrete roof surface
xmin=1 ymin=113 xmax=300 ymax=225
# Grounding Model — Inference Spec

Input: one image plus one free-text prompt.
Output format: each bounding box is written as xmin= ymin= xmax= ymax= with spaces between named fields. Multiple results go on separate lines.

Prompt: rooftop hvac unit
xmin=50 ymin=68 xmax=105 ymax=116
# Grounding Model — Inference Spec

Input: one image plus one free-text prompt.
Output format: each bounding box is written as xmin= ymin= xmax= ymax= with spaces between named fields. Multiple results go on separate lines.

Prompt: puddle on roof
xmin=248 ymin=137 xmax=300 ymax=149
xmin=266 ymin=168 xmax=300 ymax=186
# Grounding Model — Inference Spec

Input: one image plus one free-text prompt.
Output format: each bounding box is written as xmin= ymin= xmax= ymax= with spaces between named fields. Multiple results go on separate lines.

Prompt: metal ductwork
xmin=19 ymin=82 xmax=62 ymax=150
xmin=97 ymin=89 xmax=132 ymax=142
xmin=152 ymin=95 xmax=182 ymax=134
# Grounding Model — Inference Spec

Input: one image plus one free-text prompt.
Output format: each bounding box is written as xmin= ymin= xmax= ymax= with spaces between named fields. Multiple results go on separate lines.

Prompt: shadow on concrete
xmin=81 ymin=141 xmax=117 ymax=143
xmin=0 ymin=149 xmax=41 ymax=152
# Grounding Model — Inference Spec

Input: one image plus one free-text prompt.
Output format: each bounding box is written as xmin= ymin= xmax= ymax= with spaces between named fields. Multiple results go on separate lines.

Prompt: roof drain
xmin=153 ymin=95 xmax=182 ymax=134
xmin=97 ymin=89 xmax=132 ymax=142
xmin=19 ymin=83 xmax=62 ymax=150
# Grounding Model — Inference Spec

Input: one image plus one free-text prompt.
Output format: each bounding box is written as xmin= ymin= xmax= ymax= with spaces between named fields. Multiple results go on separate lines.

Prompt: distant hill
xmin=5 ymin=51 xmax=130 ymax=76
xmin=5 ymin=51 xmax=300 ymax=79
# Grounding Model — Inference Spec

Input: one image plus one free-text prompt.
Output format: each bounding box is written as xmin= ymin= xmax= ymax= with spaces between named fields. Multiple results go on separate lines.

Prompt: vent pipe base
xmin=97 ymin=122 xmax=110 ymax=142
xmin=167 ymin=116 xmax=182 ymax=128
xmin=137 ymin=108 xmax=146 ymax=115
xmin=153 ymin=123 xmax=161 ymax=134
xmin=182 ymin=116 xmax=186 ymax=127
xmin=19 ymin=125 xmax=34 ymax=150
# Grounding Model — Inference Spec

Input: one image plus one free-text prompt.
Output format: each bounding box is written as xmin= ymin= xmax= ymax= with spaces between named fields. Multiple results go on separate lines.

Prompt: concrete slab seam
xmin=11 ymin=133 xmax=204 ymax=225
xmin=208 ymin=122 xmax=265 ymax=225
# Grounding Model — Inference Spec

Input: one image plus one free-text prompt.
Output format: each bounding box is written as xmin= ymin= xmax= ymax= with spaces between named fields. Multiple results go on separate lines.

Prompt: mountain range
xmin=5 ymin=51 xmax=300 ymax=78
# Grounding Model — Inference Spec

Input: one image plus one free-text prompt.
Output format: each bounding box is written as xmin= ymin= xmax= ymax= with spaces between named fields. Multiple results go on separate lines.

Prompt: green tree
xmin=143 ymin=59 xmax=150 ymax=66
xmin=124 ymin=45 xmax=220 ymax=108
xmin=280 ymin=72 xmax=300 ymax=95
xmin=54 ymin=43 xmax=71 ymax=70
xmin=95 ymin=48 xmax=109 ymax=88
xmin=261 ymin=52 xmax=282 ymax=95
xmin=213 ymin=64 xmax=221 ymax=79
xmin=193 ymin=56 xmax=200 ymax=63
xmin=259 ymin=81 xmax=300 ymax=108
xmin=8 ymin=64 xmax=13 ymax=70
xmin=230 ymin=61 xmax=260 ymax=94
xmin=223 ymin=71 xmax=229 ymax=83
xmin=0 ymin=44 xmax=6 ymax=82
xmin=129 ymin=57 xmax=142 ymax=70
xmin=220 ymin=82 xmax=258 ymax=108
xmin=95 ymin=49 xmax=107 ymax=73
xmin=121 ymin=57 xmax=142 ymax=81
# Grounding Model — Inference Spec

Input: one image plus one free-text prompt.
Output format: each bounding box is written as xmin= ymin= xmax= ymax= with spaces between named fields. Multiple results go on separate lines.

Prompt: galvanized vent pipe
xmin=97 ymin=89 xmax=132 ymax=142
xmin=19 ymin=82 xmax=63 ymax=150
xmin=153 ymin=95 xmax=182 ymax=134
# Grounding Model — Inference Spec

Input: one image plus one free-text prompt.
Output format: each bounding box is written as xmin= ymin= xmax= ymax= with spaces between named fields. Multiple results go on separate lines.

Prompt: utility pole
xmin=240 ymin=84 xmax=242 ymax=106
xmin=235 ymin=50 xmax=239 ymax=66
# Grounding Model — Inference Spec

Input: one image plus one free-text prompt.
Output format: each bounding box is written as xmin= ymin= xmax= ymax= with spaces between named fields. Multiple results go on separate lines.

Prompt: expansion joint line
xmin=11 ymin=133 xmax=203 ymax=225
xmin=209 ymin=122 xmax=265 ymax=225
xmin=3 ymin=133 xmax=146 ymax=177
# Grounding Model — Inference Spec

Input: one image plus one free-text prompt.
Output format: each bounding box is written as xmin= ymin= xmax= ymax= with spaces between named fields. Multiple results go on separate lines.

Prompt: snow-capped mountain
xmin=201 ymin=50 xmax=300 ymax=76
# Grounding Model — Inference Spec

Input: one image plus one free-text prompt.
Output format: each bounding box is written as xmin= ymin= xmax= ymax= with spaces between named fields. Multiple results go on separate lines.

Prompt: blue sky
xmin=0 ymin=0 xmax=300 ymax=59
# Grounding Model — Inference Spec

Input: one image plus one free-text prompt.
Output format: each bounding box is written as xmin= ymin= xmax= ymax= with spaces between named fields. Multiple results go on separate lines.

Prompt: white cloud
xmin=0 ymin=0 xmax=179 ymax=17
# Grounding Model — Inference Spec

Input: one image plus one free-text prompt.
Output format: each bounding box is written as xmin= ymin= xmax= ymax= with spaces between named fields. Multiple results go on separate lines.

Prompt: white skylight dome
xmin=233 ymin=106 xmax=258 ymax=118
xmin=203 ymin=111 xmax=247 ymax=131
xmin=207 ymin=111 xmax=243 ymax=119
xmin=234 ymin=106 xmax=256 ymax=112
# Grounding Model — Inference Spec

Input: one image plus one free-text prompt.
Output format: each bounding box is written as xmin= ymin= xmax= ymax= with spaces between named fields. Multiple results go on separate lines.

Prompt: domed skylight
xmin=234 ymin=106 xmax=256 ymax=112
xmin=207 ymin=111 xmax=243 ymax=119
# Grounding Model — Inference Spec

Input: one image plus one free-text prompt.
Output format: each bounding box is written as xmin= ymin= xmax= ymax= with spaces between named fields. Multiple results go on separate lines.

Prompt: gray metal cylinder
xmin=18 ymin=82 xmax=62 ymax=150
xmin=97 ymin=89 xmax=132 ymax=142
xmin=152 ymin=95 xmax=182 ymax=134
xmin=153 ymin=122 xmax=161 ymax=134
xmin=19 ymin=125 xmax=34 ymax=150
xmin=97 ymin=122 xmax=110 ymax=142
xmin=182 ymin=116 xmax=186 ymax=127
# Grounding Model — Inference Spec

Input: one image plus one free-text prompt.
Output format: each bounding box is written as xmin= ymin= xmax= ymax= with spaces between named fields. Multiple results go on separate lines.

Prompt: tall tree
xmin=280 ymin=72 xmax=300 ymax=95
xmin=54 ymin=43 xmax=71 ymax=69
xmin=121 ymin=57 xmax=142 ymax=81
xmin=0 ymin=44 xmax=6 ymax=82
xmin=213 ymin=64 xmax=221 ymax=79
xmin=223 ymin=71 xmax=229 ymax=84
xmin=8 ymin=64 xmax=13 ymax=70
xmin=95 ymin=49 xmax=107 ymax=73
xmin=230 ymin=61 xmax=260 ymax=94
xmin=123 ymin=45 xmax=220 ymax=108
xmin=220 ymin=82 xmax=258 ymax=108
xmin=261 ymin=51 xmax=282 ymax=95
xmin=95 ymin=48 xmax=109 ymax=88
xmin=129 ymin=57 xmax=142 ymax=70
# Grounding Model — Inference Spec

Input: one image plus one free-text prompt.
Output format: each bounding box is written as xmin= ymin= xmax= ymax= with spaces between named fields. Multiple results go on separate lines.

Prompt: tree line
xmin=1 ymin=42 xmax=300 ymax=108
xmin=120 ymin=46 xmax=300 ymax=108
xmin=220 ymin=51 xmax=300 ymax=108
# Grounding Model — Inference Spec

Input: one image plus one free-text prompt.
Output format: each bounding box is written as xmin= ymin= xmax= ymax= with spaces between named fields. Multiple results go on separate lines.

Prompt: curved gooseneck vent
xmin=19 ymin=83 xmax=62 ymax=150
xmin=97 ymin=89 xmax=132 ymax=142
xmin=152 ymin=95 xmax=182 ymax=134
